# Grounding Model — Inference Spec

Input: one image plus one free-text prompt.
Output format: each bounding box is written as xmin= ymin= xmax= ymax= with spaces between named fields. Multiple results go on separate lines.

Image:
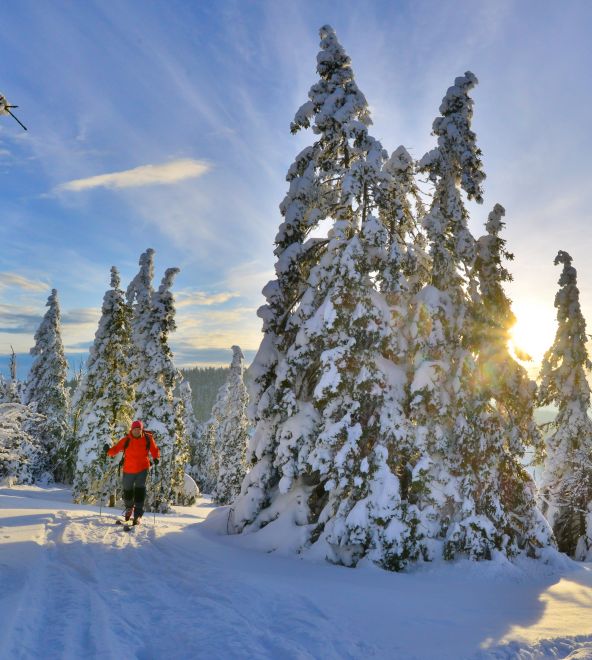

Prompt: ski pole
xmin=99 ymin=486 xmax=110 ymax=518
xmin=97 ymin=460 xmax=117 ymax=521
xmin=153 ymin=462 xmax=157 ymax=526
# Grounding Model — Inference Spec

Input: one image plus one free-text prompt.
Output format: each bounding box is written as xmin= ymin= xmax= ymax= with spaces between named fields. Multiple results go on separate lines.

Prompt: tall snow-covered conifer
xmin=471 ymin=204 xmax=553 ymax=557
xmin=237 ymin=23 xmax=354 ymax=528
xmin=24 ymin=289 xmax=71 ymax=482
xmin=126 ymin=248 xmax=155 ymax=416
xmin=214 ymin=346 xmax=249 ymax=505
xmin=407 ymin=73 xmax=487 ymax=559
xmin=72 ymin=267 xmax=134 ymax=505
xmin=232 ymin=25 xmax=412 ymax=568
xmin=409 ymin=74 xmax=552 ymax=560
xmin=127 ymin=255 xmax=188 ymax=511
xmin=538 ymin=251 xmax=592 ymax=560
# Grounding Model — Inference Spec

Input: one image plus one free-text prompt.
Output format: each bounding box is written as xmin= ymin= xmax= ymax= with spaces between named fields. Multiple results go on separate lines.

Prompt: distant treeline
xmin=66 ymin=366 xmax=230 ymax=424
xmin=180 ymin=366 xmax=229 ymax=423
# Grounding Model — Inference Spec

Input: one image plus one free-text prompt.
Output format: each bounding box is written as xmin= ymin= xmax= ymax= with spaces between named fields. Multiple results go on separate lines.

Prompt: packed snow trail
xmin=1 ymin=486 xmax=592 ymax=659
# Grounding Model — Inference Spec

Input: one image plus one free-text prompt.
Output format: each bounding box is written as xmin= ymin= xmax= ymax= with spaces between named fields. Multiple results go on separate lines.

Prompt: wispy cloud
xmin=176 ymin=290 xmax=240 ymax=308
xmin=0 ymin=272 xmax=48 ymax=292
xmin=61 ymin=307 xmax=101 ymax=325
xmin=174 ymin=304 xmax=262 ymax=358
xmin=0 ymin=302 xmax=100 ymax=356
xmin=0 ymin=303 xmax=41 ymax=334
xmin=55 ymin=158 xmax=211 ymax=193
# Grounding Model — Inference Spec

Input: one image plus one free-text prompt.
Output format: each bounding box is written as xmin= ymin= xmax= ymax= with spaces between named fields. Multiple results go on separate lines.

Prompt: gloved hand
xmin=153 ymin=458 xmax=160 ymax=466
xmin=103 ymin=443 xmax=111 ymax=455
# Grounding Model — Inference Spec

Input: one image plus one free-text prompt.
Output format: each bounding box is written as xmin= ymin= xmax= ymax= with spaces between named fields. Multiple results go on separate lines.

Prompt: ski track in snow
xmin=1 ymin=486 xmax=592 ymax=660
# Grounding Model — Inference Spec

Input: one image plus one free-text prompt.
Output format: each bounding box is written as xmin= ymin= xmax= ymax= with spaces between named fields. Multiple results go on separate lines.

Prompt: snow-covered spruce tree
xmin=232 ymin=26 xmax=413 ymax=569
xmin=405 ymin=73 xmax=486 ymax=560
xmin=407 ymin=73 xmax=552 ymax=561
xmin=126 ymin=248 xmax=155 ymax=412
xmin=236 ymin=23 xmax=351 ymax=528
xmin=193 ymin=379 xmax=227 ymax=494
xmin=23 ymin=289 xmax=72 ymax=482
xmin=152 ymin=270 xmax=192 ymax=508
xmin=213 ymin=346 xmax=249 ymax=505
xmin=72 ymin=267 xmax=135 ymax=506
xmin=0 ymin=402 xmax=50 ymax=485
xmin=0 ymin=352 xmax=21 ymax=403
xmin=538 ymin=251 xmax=592 ymax=559
xmin=471 ymin=204 xmax=553 ymax=557
xmin=127 ymin=257 xmax=188 ymax=511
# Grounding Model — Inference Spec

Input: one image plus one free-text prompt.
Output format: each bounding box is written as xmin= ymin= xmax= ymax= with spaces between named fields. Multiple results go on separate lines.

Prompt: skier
xmin=104 ymin=420 xmax=160 ymax=525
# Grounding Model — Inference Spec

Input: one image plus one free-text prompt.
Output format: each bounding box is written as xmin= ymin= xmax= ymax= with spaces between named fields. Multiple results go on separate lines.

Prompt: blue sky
xmin=0 ymin=0 xmax=591 ymax=377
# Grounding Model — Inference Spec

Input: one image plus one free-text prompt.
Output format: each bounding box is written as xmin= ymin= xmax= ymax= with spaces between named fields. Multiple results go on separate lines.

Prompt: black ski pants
xmin=122 ymin=469 xmax=148 ymax=517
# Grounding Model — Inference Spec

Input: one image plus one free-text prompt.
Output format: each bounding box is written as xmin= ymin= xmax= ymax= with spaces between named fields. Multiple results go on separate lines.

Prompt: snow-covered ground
xmin=1 ymin=486 xmax=591 ymax=659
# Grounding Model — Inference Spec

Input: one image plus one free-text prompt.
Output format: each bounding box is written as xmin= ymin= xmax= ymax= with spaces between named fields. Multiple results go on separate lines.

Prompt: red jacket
xmin=108 ymin=431 xmax=160 ymax=474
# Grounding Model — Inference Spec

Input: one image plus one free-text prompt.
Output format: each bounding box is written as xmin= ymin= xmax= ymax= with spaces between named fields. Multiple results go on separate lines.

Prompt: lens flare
xmin=509 ymin=302 xmax=556 ymax=364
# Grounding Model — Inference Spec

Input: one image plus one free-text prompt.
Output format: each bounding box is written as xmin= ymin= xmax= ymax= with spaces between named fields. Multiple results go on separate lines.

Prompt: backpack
xmin=123 ymin=430 xmax=153 ymax=453
xmin=118 ymin=431 xmax=156 ymax=475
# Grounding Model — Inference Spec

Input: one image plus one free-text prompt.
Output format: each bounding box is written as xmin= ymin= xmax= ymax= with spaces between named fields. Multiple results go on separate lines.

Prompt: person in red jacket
xmin=104 ymin=420 xmax=160 ymax=525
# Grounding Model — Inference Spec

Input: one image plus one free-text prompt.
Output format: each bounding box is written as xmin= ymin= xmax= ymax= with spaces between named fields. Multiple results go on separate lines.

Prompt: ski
xmin=115 ymin=508 xmax=134 ymax=528
xmin=123 ymin=520 xmax=142 ymax=531
xmin=115 ymin=519 xmax=134 ymax=531
xmin=115 ymin=518 xmax=140 ymax=531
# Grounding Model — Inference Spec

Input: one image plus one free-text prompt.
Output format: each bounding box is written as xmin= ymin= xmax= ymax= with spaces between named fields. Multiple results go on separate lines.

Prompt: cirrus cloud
xmin=175 ymin=289 xmax=240 ymax=308
xmin=55 ymin=158 xmax=211 ymax=192
xmin=0 ymin=272 xmax=48 ymax=292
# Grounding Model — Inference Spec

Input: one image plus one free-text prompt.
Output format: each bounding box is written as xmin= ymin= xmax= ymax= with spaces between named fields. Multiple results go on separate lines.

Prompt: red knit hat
xmin=131 ymin=420 xmax=144 ymax=430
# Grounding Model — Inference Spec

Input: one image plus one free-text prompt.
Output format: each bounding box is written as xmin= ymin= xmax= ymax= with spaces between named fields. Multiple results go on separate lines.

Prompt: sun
xmin=509 ymin=302 xmax=557 ymax=365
